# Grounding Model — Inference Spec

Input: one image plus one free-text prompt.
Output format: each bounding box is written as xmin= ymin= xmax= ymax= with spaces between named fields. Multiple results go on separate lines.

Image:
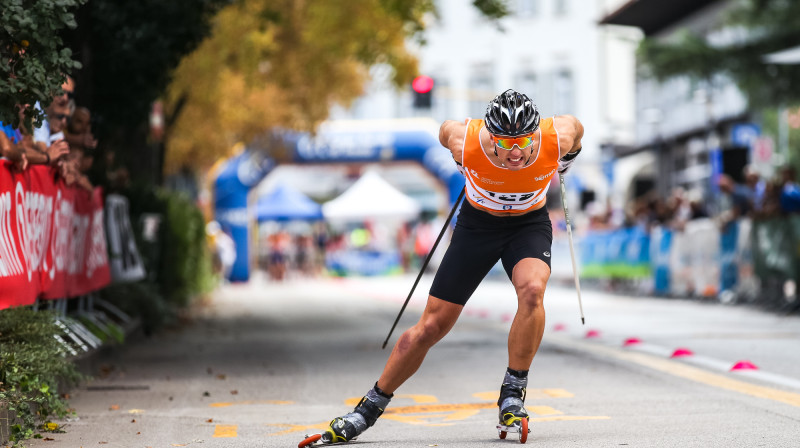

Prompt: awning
xmin=599 ymin=0 xmax=721 ymax=36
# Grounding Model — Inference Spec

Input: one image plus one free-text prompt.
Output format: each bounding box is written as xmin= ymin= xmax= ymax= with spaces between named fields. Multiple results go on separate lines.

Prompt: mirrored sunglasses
xmin=493 ymin=135 xmax=534 ymax=151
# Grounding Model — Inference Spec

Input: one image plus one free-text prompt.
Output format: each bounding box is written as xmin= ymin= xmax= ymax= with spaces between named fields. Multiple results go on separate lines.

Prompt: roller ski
xmin=497 ymin=415 xmax=530 ymax=444
xmin=298 ymin=384 xmax=392 ymax=447
xmin=495 ymin=370 xmax=531 ymax=444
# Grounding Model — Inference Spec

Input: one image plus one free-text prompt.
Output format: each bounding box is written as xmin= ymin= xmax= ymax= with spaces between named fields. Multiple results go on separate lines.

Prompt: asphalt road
xmin=31 ymin=273 xmax=800 ymax=448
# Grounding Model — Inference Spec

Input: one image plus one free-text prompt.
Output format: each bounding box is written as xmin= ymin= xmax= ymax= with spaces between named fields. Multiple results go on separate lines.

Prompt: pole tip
xmin=581 ymin=317 xmax=585 ymax=325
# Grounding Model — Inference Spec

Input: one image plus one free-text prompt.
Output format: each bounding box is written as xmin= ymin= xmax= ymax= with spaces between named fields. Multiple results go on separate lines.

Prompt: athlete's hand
xmin=557 ymin=148 xmax=581 ymax=174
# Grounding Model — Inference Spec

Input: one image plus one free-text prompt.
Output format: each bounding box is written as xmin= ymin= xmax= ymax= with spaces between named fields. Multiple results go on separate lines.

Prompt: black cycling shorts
xmin=429 ymin=200 xmax=553 ymax=306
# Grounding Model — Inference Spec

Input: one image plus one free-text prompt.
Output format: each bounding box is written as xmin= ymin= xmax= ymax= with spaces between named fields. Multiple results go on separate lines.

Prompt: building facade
xmin=602 ymin=0 xmax=756 ymax=205
xmin=331 ymin=0 xmax=640 ymax=209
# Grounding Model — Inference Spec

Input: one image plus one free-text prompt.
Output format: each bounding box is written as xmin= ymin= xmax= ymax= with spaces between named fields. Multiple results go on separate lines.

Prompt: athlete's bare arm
xmin=554 ymin=115 xmax=584 ymax=159
xmin=439 ymin=119 xmax=467 ymax=165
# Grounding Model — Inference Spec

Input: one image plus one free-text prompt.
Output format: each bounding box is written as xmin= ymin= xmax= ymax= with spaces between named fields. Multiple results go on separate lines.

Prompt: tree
xmin=163 ymin=0 xmax=510 ymax=173
xmin=64 ymin=0 xmax=228 ymax=185
xmin=0 ymin=0 xmax=86 ymax=129
xmin=637 ymin=0 xmax=800 ymax=109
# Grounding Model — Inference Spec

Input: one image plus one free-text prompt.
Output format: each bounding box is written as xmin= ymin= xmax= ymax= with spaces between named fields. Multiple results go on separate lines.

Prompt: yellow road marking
xmin=266 ymin=388 xmax=608 ymax=435
xmin=265 ymin=422 xmax=328 ymax=436
xmin=384 ymin=402 xmax=494 ymax=414
xmin=550 ymin=335 xmax=800 ymax=408
xmin=528 ymin=406 xmax=563 ymax=416
xmin=213 ymin=425 xmax=238 ymax=438
xmin=473 ymin=389 xmax=574 ymax=401
xmin=383 ymin=411 xmax=478 ymax=426
xmin=266 ymin=399 xmax=607 ymax=435
xmin=396 ymin=394 xmax=438 ymax=404
xmin=538 ymin=389 xmax=575 ymax=398
xmin=209 ymin=400 xmax=293 ymax=408
xmin=345 ymin=394 xmax=437 ymax=407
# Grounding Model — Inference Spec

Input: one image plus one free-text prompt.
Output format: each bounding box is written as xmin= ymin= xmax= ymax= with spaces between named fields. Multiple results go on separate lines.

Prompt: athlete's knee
xmin=413 ymin=316 xmax=451 ymax=346
xmin=516 ymin=279 xmax=546 ymax=309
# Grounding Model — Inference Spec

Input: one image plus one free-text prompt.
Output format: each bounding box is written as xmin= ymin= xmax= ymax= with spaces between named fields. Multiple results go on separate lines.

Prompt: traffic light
xmin=412 ymin=75 xmax=434 ymax=109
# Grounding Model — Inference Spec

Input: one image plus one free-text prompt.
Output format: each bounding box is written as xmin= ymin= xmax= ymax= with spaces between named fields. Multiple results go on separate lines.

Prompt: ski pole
xmin=559 ymin=172 xmax=585 ymax=325
xmin=382 ymin=187 xmax=466 ymax=349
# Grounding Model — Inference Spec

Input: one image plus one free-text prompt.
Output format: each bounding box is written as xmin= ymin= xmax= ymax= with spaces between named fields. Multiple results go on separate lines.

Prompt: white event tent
xmin=322 ymin=171 xmax=421 ymax=223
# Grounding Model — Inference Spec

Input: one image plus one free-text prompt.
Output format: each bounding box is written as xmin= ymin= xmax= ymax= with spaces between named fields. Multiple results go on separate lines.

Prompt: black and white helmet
xmin=484 ymin=89 xmax=540 ymax=137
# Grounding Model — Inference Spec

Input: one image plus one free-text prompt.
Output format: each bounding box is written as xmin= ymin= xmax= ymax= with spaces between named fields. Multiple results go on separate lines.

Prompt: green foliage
xmin=0 ymin=308 xmax=82 ymax=445
xmin=103 ymin=186 xmax=215 ymax=334
xmin=637 ymin=0 xmax=800 ymax=108
xmin=74 ymin=0 xmax=228 ymax=138
xmin=0 ymin=0 xmax=86 ymax=130
xmin=158 ymin=191 xmax=216 ymax=307
xmin=74 ymin=315 xmax=125 ymax=345
xmin=471 ymin=0 xmax=510 ymax=21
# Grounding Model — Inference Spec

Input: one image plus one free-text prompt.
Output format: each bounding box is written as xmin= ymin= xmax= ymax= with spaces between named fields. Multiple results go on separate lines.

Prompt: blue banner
xmin=652 ymin=228 xmax=672 ymax=295
xmin=719 ymin=221 xmax=739 ymax=293
xmin=213 ymin=149 xmax=274 ymax=282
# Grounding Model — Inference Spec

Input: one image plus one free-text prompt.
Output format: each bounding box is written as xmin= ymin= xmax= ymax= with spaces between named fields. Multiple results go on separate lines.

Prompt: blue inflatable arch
xmin=214 ymin=118 xmax=464 ymax=282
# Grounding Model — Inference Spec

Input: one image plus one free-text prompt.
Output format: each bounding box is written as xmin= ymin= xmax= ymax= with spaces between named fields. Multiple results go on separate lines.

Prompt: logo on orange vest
xmin=535 ymin=168 xmax=556 ymax=182
xmin=469 ymin=168 xmax=504 ymax=185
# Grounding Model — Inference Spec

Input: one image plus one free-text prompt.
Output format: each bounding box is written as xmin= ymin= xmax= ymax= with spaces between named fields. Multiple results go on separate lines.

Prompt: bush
xmin=159 ymin=191 xmax=216 ymax=307
xmin=0 ymin=307 xmax=82 ymax=445
xmin=110 ymin=186 xmax=216 ymax=333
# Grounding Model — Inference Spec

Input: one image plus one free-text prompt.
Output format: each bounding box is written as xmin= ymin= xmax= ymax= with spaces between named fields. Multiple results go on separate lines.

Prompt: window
xmin=468 ymin=67 xmax=494 ymax=118
xmin=554 ymin=0 xmax=568 ymax=16
xmin=554 ymin=69 xmax=574 ymax=114
xmin=515 ymin=72 xmax=538 ymax=101
xmin=516 ymin=0 xmax=538 ymax=17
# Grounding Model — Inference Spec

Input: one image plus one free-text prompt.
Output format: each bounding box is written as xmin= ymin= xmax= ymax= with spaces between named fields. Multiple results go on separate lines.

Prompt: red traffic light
xmin=412 ymin=75 xmax=434 ymax=94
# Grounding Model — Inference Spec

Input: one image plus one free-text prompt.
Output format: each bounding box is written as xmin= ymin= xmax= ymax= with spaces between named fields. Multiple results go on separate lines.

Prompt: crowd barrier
xmin=0 ymin=160 xmax=111 ymax=308
xmin=579 ymin=226 xmax=651 ymax=280
xmin=326 ymin=249 xmax=402 ymax=276
xmin=579 ymin=216 xmax=800 ymax=306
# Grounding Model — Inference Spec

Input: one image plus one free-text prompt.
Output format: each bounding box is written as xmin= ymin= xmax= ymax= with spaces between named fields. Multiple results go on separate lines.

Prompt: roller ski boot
xmin=298 ymin=384 xmax=392 ymax=447
xmin=496 ymin=370 xmax=531 ymax=444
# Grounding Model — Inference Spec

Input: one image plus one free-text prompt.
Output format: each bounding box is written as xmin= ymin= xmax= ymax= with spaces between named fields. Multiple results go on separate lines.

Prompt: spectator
xmin=716 ymin=174 xmax=749 ymax=229
xmin=0 ymin=131 xmax=26 ymax=170
xmin=742 ymin=165 xmax=766 ymax=215
xmin=65 ymin=106 xmax=98 ymax=152
xmin=688 ymin=189 xmax=709 ymax=220
xmin=779 ymin=166 xmax=800 ymax=214
xmin=32 ymin=76 xmax=73 ymax=149
xmin=758 ymin=180 xmax=783 ymax=219
xmin=206 ymin=221 xmax=237 ymax=281
xmin=64 ymin=146 xmax=94 ymax=192
xmin=12 ymin=103 xmax=69 ymax=168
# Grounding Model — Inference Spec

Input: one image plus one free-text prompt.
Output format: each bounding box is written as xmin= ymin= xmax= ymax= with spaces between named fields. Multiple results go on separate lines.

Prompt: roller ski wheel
xmin=298 ymin=433 xmax=322 ymax=447
xmin=298 ymin=428 xmax=360 ymax=447
xmin=496 ymin=417 xmax=529 ymax=444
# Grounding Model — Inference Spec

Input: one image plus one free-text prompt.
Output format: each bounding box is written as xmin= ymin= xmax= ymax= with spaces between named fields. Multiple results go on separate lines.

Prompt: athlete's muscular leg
xmin=377 ymin=295 xmax=463 ymax=394
xmin=508 ymin=258 xmax=551 ymax=371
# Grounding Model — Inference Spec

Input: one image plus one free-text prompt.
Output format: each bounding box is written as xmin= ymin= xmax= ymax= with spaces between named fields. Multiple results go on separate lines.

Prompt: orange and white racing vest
xmin=462 ymin=117 xmax=560 ymax=214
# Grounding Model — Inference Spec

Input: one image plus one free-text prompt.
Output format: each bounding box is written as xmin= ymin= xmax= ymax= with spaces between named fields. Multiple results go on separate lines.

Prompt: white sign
xmin=105 ymin=194 xmax=146 ymax=283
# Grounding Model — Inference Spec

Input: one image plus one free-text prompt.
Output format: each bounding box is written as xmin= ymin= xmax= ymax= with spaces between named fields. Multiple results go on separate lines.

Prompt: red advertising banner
xmin=0 ymin=160 xmax=111 ymax=308
xmin=0 ymin=162 xmax=36 ymax=306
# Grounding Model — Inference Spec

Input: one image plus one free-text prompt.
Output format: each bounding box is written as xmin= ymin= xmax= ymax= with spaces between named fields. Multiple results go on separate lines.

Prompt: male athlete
xmin=309 ymin=89 xmax=583 ymax=444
